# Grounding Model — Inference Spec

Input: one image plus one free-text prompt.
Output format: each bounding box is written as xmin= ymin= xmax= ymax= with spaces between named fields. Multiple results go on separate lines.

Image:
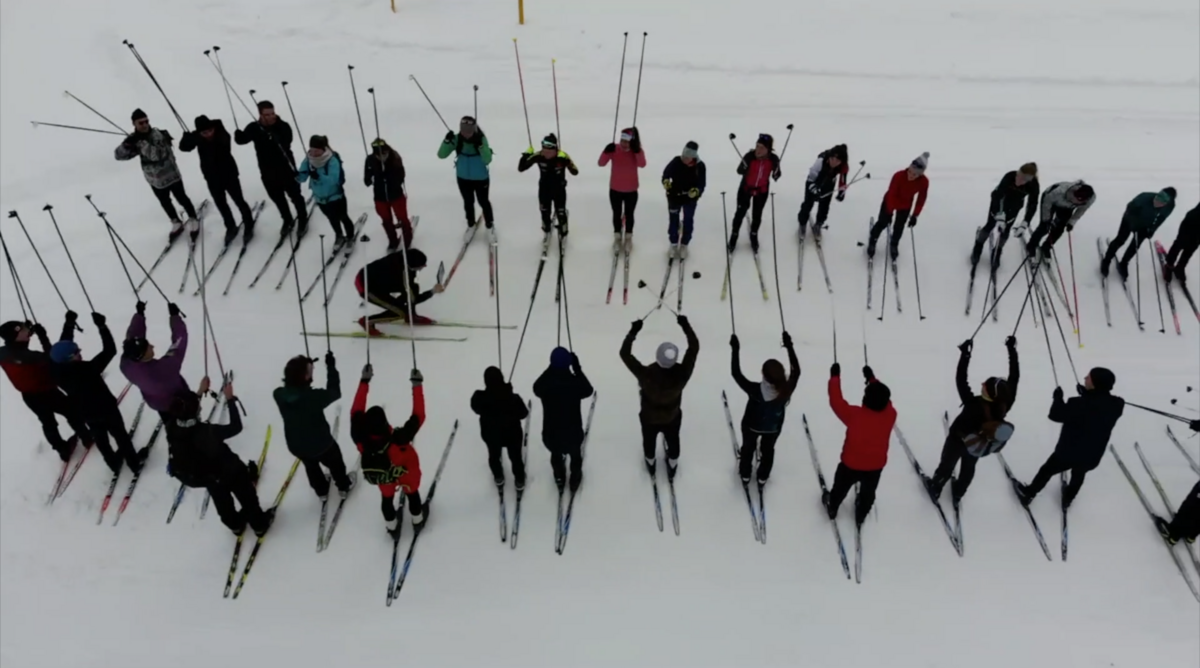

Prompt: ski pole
xmin=1051 ymin=246 xmax=1077 ymax=332
xmin=1068 ymin=231 xmax=1081 ymax=346
xmin=204 ymin=48 xmax=238 ymax=126
xmin=280 ymin=81 xmax=303 ymax=143
xmin=0 ymin=230 xmax=35 ymax=323
xmin=1034 ymin=274 xmax=1060 ymax=387
xmin=285 ymin=228 xmax=310 ymax=358
xmin=85 ymin=196 xmax=139 ymax=299
xmin=877 ymin=228 xmax=890 ymax=322
xmin=631 ymin=32 xmax=647 ymax=127
xmin=318 ymin=235 xmax=332 ymax=354
xmin=1126 ymin=401 xmax=1196 ymax=424
xmin=348 ymin=65 xmax=368 ymax=156
xmin=31 ymin=121 xmax=124 ymax=136
xmin=408 ymin=74 xmax=451 ymax=132
xmin=1010 ymin=267 xmax=1037 ymax=336
xmin=62 ymin=91 xmax=126 ymax=133
xmin=493 ymin=241 xmax=503 ymax=370
xmin=551 ymin=58 xmax=561 ymax=148
xmin=1135 ymin=242 xmax=1143 ymax=326
xmin=42 ymin=205 xmax=94 ymax=312
xmin=769 ymin=194 xmax=785 ymax=331
xmin=512 ymin=39 xmax=533 ymax=147
xmin=1037 ymin=269 xmax=1080 ymax=384
xmin=122 ymin=40 xmax=188 ymax=133
xmin=720 ymin=191 xmax=737 ymax=336
xmin=860 ymin=310 xmax=869 ymax=365
xmin=611 ymin=32 xmax=629 ymax=143
xmin=6 ymin=211 xmax=73 ymax=316
xmin=831 ymin=315 xmax=838 ymax=364
xmin=971 ymin=254 xmax=1032 ymax=339
xmin=777 ymin=124 xmax=795 ymax=163
xmin=558 ymin=238 xmax=574 ymax=352
xmin=368 ymin=88 xmax=381 ymax=143
xmin=364 ymin=251 xmax=372 ymax=365
xmin=394 ymin=227 xmax=419 ymax=368
xmin=911 ymin=229 xmax=927 ymax=320
xmin=1148 ymin=241 xmax=1166 ymax=334
xmin=101 ymin=217 xmax=175 ymax=308
xmin=211 ymin=46 xmax=255 ymax=119
xmin=508 ymin=246 xmax=543 ymax=380
xmin=728 ymin=134 xmax=746 ymax=169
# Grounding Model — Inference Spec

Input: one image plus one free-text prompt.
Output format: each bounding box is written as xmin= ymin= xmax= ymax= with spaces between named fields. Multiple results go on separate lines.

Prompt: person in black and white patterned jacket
xmin=114 ymin=108 xmax=199 ymax=239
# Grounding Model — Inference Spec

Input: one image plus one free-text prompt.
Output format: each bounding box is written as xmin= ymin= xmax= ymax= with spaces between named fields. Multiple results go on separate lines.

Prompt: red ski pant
xmin=374 ymin=198 xmax=413 ymax=247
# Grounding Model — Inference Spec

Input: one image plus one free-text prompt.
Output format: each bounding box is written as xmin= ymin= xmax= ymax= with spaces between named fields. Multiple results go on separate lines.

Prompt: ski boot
xmin=246 ymin=460 xmax=260 ymax=483
xmin=186 ymin=217 xmax=200 ymax=241
xmin=645 ymin=457 xmax=656 ymax=476
xmin=254 ymin=508 xmax=276 ymax=537
xmin=678 ymin=245 xmax=689 ymax=261
xmin=666 ymin=458 xmax=678 ymax=481
xmin=749 ymin=233 xmax=760 ymax=254
xmin=514 ymin=473 xmax=526 ymax=493
xmin=170 ymin=220 xmax=185 ymax=239
xmin=623 ymin=234 xmax=633 ymax=255
xmin=385 ymin=517 xmax=400 ymax=536
xmin=1153 ymin=515 xmax=1177 ymax=545
xmin=568 ymin=471 xmax=582 ymax=493
xmin=922 ymin=474 xmax=945 ymax=502
xmin=357 ymin=316 xmax=385 ymax=337
xmin=822 ymin=490 xmax=836 ymax=519
xmin=612 ymin=233 xmax=623 ymax=255
xmin=224 ymin=225 xmax=239 ymax=246
xmin=1014 ymin=481 xmax=1035 ymax=507
xmin=1117 ymin=260 xmax=1130 ymax=282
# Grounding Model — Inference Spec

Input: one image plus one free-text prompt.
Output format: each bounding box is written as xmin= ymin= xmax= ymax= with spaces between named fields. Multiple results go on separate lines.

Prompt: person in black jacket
xmin=1164 ymin=202 xmax=1199 ymax=283
xmin=49 ymin=311 xmax=144 ymax=473
xmin=927 ymin=337 xmax=1020 ymax=503
xmin=364 ymin=139 xmax=413 ymax=252
xmin=1154 ymin=480 xmax=1200 ymax=545
xmin=621 ymin=315 xmax=700 ymax=479
xmin=662 ymin=142 xmax=706 ymax=259
xmin=532 ymin=347 xmax=594 ymax=492
xmin=518 ymin=134 xmax=578 ymax=237
xmin=470 ymin=366 xmax=530 ymax=488
xmin=1016 ymin=368 xmax=1124 ymax=507
xmin=180 ymin=115 xmax=256 ymax=244
xmin=975 ymin=162 xmax=1039 ymax=266
xmin=797 ymin=144 xmax=849 ymax=235
xmin=354 ymin=249 xmax=444 ymax=333
xmin=731 ymin=331 xmax=800 ymax=484
xmin=234 ymin=100 xmax=307 ymax=236
xmin=166 ymin=381 xmax=273 ymax=536
xmin=1 ymin=316 xmax=91 ymax=459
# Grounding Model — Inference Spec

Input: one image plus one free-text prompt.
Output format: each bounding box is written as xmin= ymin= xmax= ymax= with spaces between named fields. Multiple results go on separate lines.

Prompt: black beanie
xmin=362 ymin=406 xmax=390 ymax=437
xmin=483 ymin=366 xmax=505 ymax=389
xmin=863 ymin=381 xmax=891 ymax=412
xmin=194 ymin=115 xmax=214 ymax=132
xmin=1089 ymin=367 xmax=1116 ymax=392
xmin=169 ymin=391 xmax=201 ymax=419
xmin=122 ymin=337 xmax=149 ymax=361
xmin=405 ymin=248 xmax=427 ymax=269
xmin=0 ymin=321 xmax=24 ymax=344
xmin=131 ymin=108 xmax=147 ymax=122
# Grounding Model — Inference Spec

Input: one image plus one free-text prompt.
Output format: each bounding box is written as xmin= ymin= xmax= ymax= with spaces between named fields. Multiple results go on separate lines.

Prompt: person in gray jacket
xmin=115 ymin=108 xmax=198 ymax=239
xmin=1025 ymin=180 xmax=1094 ymax=258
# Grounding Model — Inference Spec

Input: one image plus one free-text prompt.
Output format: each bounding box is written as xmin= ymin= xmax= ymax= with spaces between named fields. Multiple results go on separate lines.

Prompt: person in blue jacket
xmin=437 ymin=116 xmax=495 ymax=241
xmin=297 ymin=135 xmax=356 ymax=245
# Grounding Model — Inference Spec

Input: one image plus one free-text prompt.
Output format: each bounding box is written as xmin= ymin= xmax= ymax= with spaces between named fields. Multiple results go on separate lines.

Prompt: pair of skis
xmin=175 ymin=201 xmax=215 ymax=294
xmin=864 ymin=219 xmax=901 ymax=314
xmin=1096 ymin=237 xmax=1144 ymax=330
xmin=215 ymin=426 xmax=271 ymax=594
xmin=246 ymin=196 xmax=317 ymax=290
xmin=317 ymin=418 xmax=355 ymax=553
xmin=797 ymin=219 xmax=833 ymax=293
xmin=893 ymin=423 xmax=961 ymax=556
xmin=193 ymin=201 xmax=267 ymax=296
xmin=802 ymin=415 xmax=852 ymax=580
xmin=168 ymin=371 xmax=235 ymax=523
xmin=1153 ymin=240 xmax=1187 ymax=333
xmin=721 ymin=391 xmax=766 ymax=544
xmin=97 ymin=414 xmax=165 ymax=527
xmin=47 ymin=382 xmax=134 ymax=503
xmin=555 ymin=393 xmax=598 ymax=555
xmin=656 ymin=245 xmax=687 ymax=313
xmin=138 ymin=199 xmax=213 ymax=291
xmin=227 ymin=457 xmax=302 ymax=599
xmin=442 ymin=216 xmax=498 ymax=296
xmin=388 ymin=420 xmax=459 ymax=606
xmin=646 ymin=436 xmax=680 ymax=536
xmin=721 ymin=248 xmax=769 ymax=302
xmin=299 ymin=214 xmax=370 ymax=303
xmin=605 ymin=228 xmax=633 ymax=305
xmin=500 ymin=401 xmax=533 ymax=547
xmin=965 ymin=226 xmax=1001 ymax=319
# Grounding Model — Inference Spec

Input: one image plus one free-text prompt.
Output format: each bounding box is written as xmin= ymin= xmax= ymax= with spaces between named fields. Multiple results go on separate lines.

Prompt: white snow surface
xmin=2 ymin=0 xmax=1199 ymax=666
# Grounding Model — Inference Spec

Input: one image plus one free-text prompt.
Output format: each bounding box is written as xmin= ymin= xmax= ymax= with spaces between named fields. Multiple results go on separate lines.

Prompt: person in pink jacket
xmin=598 ymin=127 xmax=646 ymax=254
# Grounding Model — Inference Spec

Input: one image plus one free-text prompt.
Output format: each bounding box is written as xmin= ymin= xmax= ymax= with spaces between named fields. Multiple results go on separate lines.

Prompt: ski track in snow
xmin=1 ymin=0 xmax=1198 ymax=666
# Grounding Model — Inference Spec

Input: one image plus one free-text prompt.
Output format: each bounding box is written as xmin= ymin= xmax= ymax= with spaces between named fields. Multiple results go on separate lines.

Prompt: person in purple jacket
xmin=120 ymin=301 xmax=191 ymax=418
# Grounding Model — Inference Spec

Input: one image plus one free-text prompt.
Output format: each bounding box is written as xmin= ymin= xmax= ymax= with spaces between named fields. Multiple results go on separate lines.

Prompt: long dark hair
xmin=762 ymin=359 xmax=793 ymax=401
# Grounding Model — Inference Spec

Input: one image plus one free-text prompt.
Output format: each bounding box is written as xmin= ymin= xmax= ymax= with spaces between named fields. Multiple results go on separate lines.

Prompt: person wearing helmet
xmin=350 ymin=363 xmax=426 ymax=535
xmin=519 ymin=133 xmax=579 ymax=238
xmin=354 ymin=248 xmax=444 ymax=334
xmin=826 ymin=363 xmax=897 ymax=526
xmin=730 ymin=331 xmax=800 ymax=485
xmin=120 ymin=301 xmax=191 ymax=420
xmin=0 ymin=315 xmax=90 ymax=460
xmin=532 ymin=347 xmax=594 ymax=492
xmin=727 ymin=133 xmax=781 ymax=254
xmin=620 ymin=314 xmax=700 ymax=480
xmin=926 ymin=337 xmax=1020 ymax=503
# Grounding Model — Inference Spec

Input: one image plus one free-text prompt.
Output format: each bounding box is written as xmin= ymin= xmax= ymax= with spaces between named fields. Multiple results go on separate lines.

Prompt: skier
xmin=727 ymin=134 xmax=781 ymax=254
xmin=273 ymin=351 xmax=354 ymax=500
xmin=120 ymin=301 xmax=190 ymax=420
xmin=620 ymin=314 xmax=700 ymax=480
xmin=1154 ymin=480 xmax=1200 ymax=546
xmin=470 ymin=366 xmax=530 ymax=488
xmin=975 ymin=162 xmax=1039 ymax=265
xmin=518 ymin=134 xmax=579 ymax=237
xmin=114 ymin=109 xmax=198 ymax=239
xmin=730 ymin=331 xmax=800 ymax=484
xmin=179 ymin=115 xmax=256 ymax=245
xmin=1163 ymin=202 xmax=1199 ymax=282
xmin=825 ymin=363 xmax=897 ymax=525
xmin=364 ymin=138 xmax=413 ymax=252
xmin=0 ymin=318 xmax=90 ymax=460
xmin=532 ymin=347 xmax=595 ymax=492
xmin=1101 ymin=188 xmax=1177 ymax=280
xmin=926 ymin=337 xmax=1020 ymax=503
xmin=354 ymin=248 xmax=445 ymax=333
xmin=165 ymin=381 xmax=273 ymax=536
xmin=296 ymin=135 xmax=356 ymax=246
xmin=797 ymin=144 xmax=849 ymax=235
xmin=1015 ymin=368 xmax=1124 ymax=508
xmin=234 ymin=100 xmax=308 ymax=236
xmin=437 ymin=116 xmax=495 ymax=240
xmin=867 ymin=153 xmax=930 ymax=261
xmin=350 ymin=363 xmax=426 ymax=533
xmin=1025 ymin=180 xmax=1095 ymax=258
xmin=662 ymin=141 xmax=707 ymax=259
xmin=50 ymin=311 xmax=146 ymax=474
xmin=599 ymin=127 xmax=646 ymax=254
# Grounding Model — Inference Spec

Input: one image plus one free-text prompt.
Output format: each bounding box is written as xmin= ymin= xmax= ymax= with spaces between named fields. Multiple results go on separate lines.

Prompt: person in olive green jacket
xmin=437 ymin=116 xmax=495 ymax=239
xmin=273 ymin=351 xmax=353 ymax=499
xmin=1102 ymin=187 xmax=1176 ymax=280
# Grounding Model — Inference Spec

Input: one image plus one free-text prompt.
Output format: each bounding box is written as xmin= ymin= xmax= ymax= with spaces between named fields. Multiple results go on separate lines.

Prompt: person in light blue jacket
xmin=297 ymin=135 xmax=356 ymax=244
xmin=437 ymin=116 xmax=495 ymax=240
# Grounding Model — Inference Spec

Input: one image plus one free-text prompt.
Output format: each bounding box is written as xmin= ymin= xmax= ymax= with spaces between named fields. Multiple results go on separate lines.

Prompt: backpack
xmin=360 ymin=436 xmax=401 ymax=486
xmin=962 ymin=420 xmax=1015 ymax=457
xmin=167 ymin=424 xmax=216 ymax=488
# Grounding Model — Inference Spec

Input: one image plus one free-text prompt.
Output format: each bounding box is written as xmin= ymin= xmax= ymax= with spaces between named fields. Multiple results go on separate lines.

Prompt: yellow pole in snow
xmin=519 ymin=0 xmax=524 ymax=24
xmin=391 ymin=0 xmax=396 ymax=12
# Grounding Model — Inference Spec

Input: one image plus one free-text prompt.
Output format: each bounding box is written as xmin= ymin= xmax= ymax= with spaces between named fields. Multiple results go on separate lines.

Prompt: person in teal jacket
xmin=1102 ymin=187 xmax=1176 ymax=280
xmin=273 ymin=351 xmax=354 ymax=500
xmin=437 ymin=116 xmax=495 ymax=239
xmin=297 ymin=135 xmax=356 ymax=245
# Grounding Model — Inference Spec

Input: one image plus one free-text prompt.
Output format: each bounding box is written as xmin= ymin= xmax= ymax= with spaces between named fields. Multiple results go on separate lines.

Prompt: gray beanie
xmin=910 ymin=151 xmax=930 ymax=173
xmin=655 ymin=342 xmax=679 ymax=368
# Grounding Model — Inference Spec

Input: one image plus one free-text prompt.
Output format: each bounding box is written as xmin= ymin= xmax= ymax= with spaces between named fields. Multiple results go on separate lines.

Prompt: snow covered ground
xmin=2 ymin=0 xmax=1198 ymax=665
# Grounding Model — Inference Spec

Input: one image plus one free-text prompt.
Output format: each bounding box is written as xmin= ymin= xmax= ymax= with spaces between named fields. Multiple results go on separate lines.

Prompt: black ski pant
xmin=22 ymin=390 xmax=89 ymax=456
xmin=738 ymin=427 xmax=780 ymax=482
xmin=797 ymin=191 xmax=832 ymax=229
xmin=730 ymin=187 xmax=768 ymax=240
xmin=1166 ymin=229 xmax=1199 ymax=270
xmin=209 ymin=461 xmax=270 ymax=534
xmin=1168 ymin=481 xmax=1200 ymax=541
xmin=1025 ymin=452 xmax=1088 ymax=502
xmin=931 ymin=434 xmax=978 ymax=498
xmin=84 ymin=407 xmax=139 ymax=467
xmin=301 ymin=443 xmax=352 ymax=497
xmin=869 ymin=201 xmax=911 ymax=252
xmin=456 ymin=178 xmax=495 ymax=227
xmin=264 ymin=176 xmax=307 ymax=228
xmin=976 ymin=201 xmax=1026 ymax=260
xmin=640 ymin=412 xmax=682 ymax=462
xmin=538 ymin=185 xmax=568 ymax=231
xmin=544 ymin=434 xmax=583 ymax=487
xmin=207 ymin=176 xmax=254 ymax=231
xmin=485 ymin=436 xmax=526 ymax=484
xmin=1027 ymin=207 xmax=1072 ymax=253
xmin=609 ymin=190 xmax=638 ymax=233
xmin=828 ymin=463 xmax=883 ymax=524
xmin=316 ymin=198 xmax=356 ymax=238
xmin=380 ymin=487 xmax=423 ymax=522
xmin=1103 ymin=216 xmax=1150 ymax=267
xmin=151 ymin=180 xmax=197 ymax=223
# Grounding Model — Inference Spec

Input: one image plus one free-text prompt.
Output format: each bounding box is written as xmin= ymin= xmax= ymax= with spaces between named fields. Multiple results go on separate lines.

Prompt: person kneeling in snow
xmin=354 ymin=248 xmax=444 ymax=334
xmin=350 ymin=363 xmax=426 ymax=535
xmin=826 ymin=363 xmax=896 ymax=526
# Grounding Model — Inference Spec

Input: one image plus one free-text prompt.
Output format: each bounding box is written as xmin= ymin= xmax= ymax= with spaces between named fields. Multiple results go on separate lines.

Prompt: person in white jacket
xmin=1025 ymin=181 xmax=1094 ymax=257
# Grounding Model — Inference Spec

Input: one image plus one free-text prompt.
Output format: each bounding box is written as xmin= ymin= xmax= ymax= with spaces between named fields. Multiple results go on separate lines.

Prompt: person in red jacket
xmin=0 ymin=317 xmax=90 ymax=460
xmin=598 ymin=127 xmax=646 ymax=255
xmin=727 ymin=134 xmax=781 ymax=254
xmin=825 ymin=363 xmax=897 ymax=526
xmin=350 ymin=363 xmax=426 ymax=535
xmin=868 ymin=152 xmax=930 ymax=261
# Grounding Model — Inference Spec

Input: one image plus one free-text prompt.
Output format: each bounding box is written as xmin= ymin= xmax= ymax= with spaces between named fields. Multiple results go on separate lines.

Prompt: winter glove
xmin=1076 ymin=383 xmax=1086 ymax=396
xmin=629 ymin=139 xmax=641 ymax=153
xmin=781 ymin=331 xmax=793 ymax=349
xmin=806 ymin=182 xmax=820 ymax=196
xmin=772 ymin=167 xmax=781 ymax=182
xmin=30 ymin=323 xmax=46 ymax=338
xmin=836 ymin=190 xmax=846 ymax=202
xmin=324 ymin=350 xmax=336 ymax=368
xmin=830 ymin=362 xmax=841 ymax=378
xmin=361 ymin=363 xmax=374 ymax=382
xmin=198 ymin=376 xmax=211 ymax=396
xmin=443 ymin=131 xmax=455 ymax=144
xmin=1190 ymin=419 xmax=1200 ymax=433
xmin=688 ymin=188 xmax=699 ymax=199
xmin=662 ymin=178 xmax=672 ymax=191
xmin=92 ymin=312 xmax=106 ymax=327
xmin=523 ymin=146 xmax=535 ymax=155
xmin=65 ymin=310 xmax=78 ymax=324
xmin=908 ymin=215 xmax=918 ymax=228
xmin=677 ymin=314 xmax=690 ymax=329
xmin=604 ymin=143 xmax=616 ymax=154
xmin=1053 ymin=386 xmax=1064 ymax=402
xmin=629 ymin=319 xmax=644 ymax=335
xmin=994 ymin=212 xmax=1006 ymax=225
xmin=863 ymin=366 xmax=875 ymax=382
xmin=167 ymin=303 xmax=181 ymax=318
xmin=958 ymin=339 xmax=973 ymax=354
xmin=223 ymin=382 xmax=235 ymax=400
xmin=410 ymin=368 xmax=423 ymax=387
xmin=1005 ymin=335 xmax=1017 ymax=349
xmin=729 ymin=334 xmax=740 ymax=350
xmin=136 ymin=301 xmax=147 ymax=314
xmin=569 ymin=353 xmax=581 ymax=372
